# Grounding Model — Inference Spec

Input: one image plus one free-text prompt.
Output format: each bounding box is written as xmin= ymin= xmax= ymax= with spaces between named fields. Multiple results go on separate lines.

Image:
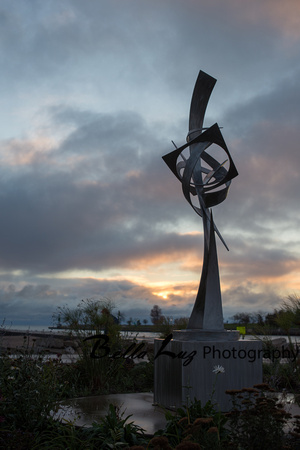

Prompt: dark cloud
xmin=1 ymin=0 xmax=300 ymax=326
xmin=0 ymin=276 xmax=196 ymax=327
xmin=0 ymin=108 xmax=204 ymax=274
xmin=222 ymin=282 xmax=282 ymax=319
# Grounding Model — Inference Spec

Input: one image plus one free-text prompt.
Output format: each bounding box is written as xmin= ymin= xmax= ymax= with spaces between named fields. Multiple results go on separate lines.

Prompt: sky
xmin=1 ymin=0 xmax=300 ymax=328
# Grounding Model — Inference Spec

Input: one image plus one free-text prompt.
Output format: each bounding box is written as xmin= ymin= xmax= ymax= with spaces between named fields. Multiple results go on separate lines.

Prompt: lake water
xmin=3 ymin=325 xmax=300 ymax=344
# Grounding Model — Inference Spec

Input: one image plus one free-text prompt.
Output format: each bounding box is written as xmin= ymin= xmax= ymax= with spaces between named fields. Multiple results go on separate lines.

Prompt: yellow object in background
xmin=236 ymin=326 xmax=246 ymax=338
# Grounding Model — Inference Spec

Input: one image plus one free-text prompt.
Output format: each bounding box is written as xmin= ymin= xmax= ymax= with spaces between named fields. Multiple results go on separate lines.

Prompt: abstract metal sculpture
xmin=162 ymin=71 xmax=238 ymax=332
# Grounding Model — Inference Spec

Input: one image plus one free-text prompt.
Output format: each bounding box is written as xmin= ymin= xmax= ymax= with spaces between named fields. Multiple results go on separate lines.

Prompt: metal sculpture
xmin=162 ymin=71 xmax=238 ymax=331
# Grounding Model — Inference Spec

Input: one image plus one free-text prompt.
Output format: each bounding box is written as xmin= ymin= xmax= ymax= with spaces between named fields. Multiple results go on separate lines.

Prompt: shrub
xmin=155 ymin=397 xmax=228 ymax=448
xmin=0 ymin=352 xmax=63 ymax=432
xmin=225 ymin=384 xmax=292 ymax=449
xmin=53 ymin=298 xmax=125 ymax=393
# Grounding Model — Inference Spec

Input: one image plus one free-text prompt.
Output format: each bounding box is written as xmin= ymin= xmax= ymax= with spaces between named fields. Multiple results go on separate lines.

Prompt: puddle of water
xmin=53 ymin=392 xmax=167 ymax=435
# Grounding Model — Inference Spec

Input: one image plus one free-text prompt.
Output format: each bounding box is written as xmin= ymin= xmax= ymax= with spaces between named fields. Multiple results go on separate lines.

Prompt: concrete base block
xmin=154 ymin=337 xmax=263 ymax=411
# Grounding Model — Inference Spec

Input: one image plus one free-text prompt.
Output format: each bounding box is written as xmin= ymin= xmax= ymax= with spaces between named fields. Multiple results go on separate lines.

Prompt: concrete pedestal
xmin=154 ymin=336 xmax=263 ymax=411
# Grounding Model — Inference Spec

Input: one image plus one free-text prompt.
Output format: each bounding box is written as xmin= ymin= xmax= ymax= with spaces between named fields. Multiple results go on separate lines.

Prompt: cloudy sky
xmin=1 ymin=0 xmax=300 ymax=328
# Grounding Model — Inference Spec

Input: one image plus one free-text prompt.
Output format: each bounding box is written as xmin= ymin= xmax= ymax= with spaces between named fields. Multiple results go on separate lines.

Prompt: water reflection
xmin=54 ymin=392 xmax=167 ymax=435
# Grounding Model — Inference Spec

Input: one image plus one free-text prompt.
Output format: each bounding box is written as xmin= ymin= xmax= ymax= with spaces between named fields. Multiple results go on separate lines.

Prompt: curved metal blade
xmin=189 ymin=71 xmax=217 ymax=134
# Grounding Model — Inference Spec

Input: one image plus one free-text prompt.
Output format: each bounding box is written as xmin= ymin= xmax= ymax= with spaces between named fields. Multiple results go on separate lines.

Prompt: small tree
xmin=53 ymin=298 xmax=122 ymax=392
xmin=174 ymin=317 xmax=189 ymax=329
xmin=277 ymin=294 xmax=300 ymax=326
xmin=53 ymin=298 xmax=120 ymax=337
xmin=150 ymin=305 xmax=163 ymax=324
xmin=117 ymin=310 xmax=125 ymax=324
xmin=265 ymin=313 xmax=277 ymax=327
xmin=274 ymin=294 xmax=300 ymax=352
xmin=231 ymin=312 xmax=252 ymax=325
xmin=252 ymin=312 xmax=267 ymax=326
xmin=156 ymin=316 xmax=173 ymax=338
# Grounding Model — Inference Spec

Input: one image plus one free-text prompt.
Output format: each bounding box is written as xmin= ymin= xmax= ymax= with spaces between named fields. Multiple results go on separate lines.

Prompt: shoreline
xmin=0 ymin=328 xmax=76 ymax=354
xmin=0 ymin=328 xmax=69 ymax=338
xmin=0 ymin=328 xmax=155 ymax=353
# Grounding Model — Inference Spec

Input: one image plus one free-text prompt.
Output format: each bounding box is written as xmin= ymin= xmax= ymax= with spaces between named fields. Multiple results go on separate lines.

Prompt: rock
xmin=65 ymin=346 xmax=76 ymax=354
xmin=271 ymin=338 xmax=287 ymax=348
xmin=64 ymin=339 xmax=79 ymax=349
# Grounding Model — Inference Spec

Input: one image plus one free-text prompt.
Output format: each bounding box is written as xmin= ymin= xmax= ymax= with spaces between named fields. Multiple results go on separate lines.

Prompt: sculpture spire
xmin=162 ymin=70 xmax=238 ymax=330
